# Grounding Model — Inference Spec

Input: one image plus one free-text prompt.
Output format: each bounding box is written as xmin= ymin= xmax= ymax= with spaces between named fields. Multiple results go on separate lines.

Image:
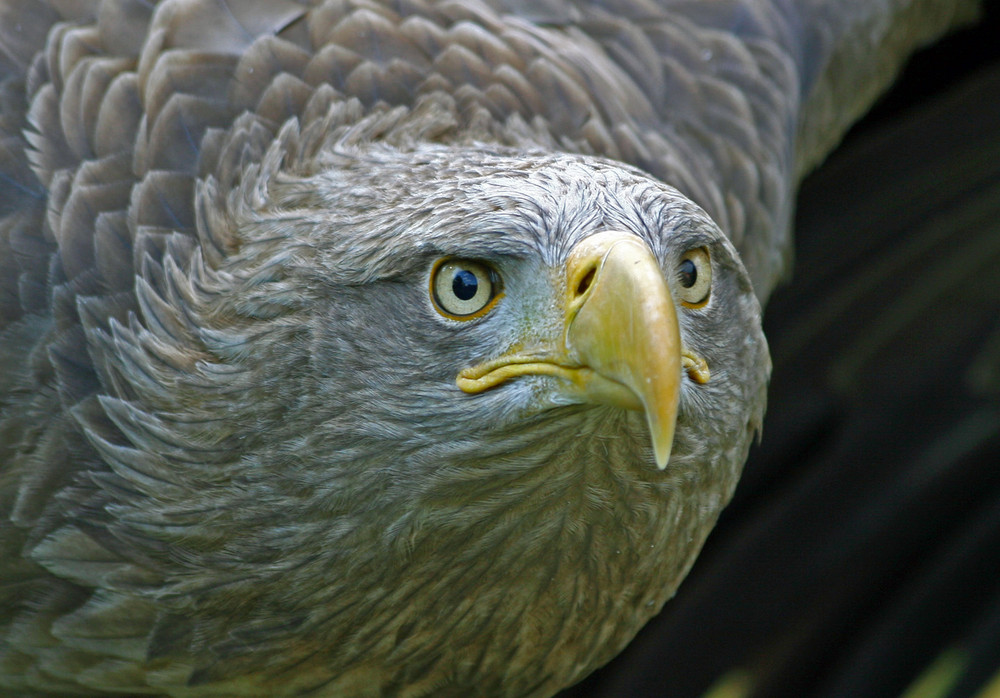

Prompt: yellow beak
xmin=457 ymin=231 xmax=687 ymax=469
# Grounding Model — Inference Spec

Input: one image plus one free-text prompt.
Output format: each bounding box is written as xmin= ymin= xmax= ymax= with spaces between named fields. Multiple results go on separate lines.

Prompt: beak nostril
xmin=576 ymin=267 xmax=596 ymax=297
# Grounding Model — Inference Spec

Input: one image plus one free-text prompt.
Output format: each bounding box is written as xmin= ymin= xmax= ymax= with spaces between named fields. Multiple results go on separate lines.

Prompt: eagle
xmin=0 ymin=0 xmax=980 ymax=696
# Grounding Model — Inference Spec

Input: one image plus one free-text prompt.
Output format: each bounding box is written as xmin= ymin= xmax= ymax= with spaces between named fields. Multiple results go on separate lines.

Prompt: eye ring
xmin=430 ymin=258 xmax=504 ymax=321
xmin=677 ymin=247 xmax=712 ymax=308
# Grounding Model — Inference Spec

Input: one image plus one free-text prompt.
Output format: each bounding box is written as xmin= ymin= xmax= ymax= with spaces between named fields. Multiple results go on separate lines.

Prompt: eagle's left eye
xmin=431 ymin=258 xmax=504 ymax=320
xmin=677 ymin=247 xmax=712 ymax=308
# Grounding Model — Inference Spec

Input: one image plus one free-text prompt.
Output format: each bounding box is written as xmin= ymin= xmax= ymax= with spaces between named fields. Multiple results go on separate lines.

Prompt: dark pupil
xmin=452 ymin=269 xmax=480 ymax=300
xmin=679 ymin=259 xmax=697 ymax=288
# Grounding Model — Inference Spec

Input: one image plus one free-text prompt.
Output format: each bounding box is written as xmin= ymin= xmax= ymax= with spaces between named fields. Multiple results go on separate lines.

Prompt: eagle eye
xmin=431 ymin=258 xmax=504 ymax=320
xmin=677 ymin=247 xmax=712 ymax=307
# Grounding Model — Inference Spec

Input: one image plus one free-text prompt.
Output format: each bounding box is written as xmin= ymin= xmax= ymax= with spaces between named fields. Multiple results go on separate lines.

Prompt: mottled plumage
xmin=0 ymin=0 xmax=980 ymax=696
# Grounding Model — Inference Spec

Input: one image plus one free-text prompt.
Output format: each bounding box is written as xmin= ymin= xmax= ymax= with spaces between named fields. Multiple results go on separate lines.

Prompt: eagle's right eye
xmin=431 ymin=258 xmax=504 ymax=321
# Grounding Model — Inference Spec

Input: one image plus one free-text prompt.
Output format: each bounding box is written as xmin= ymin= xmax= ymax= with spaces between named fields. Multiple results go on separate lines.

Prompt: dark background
xmin=565 ymin=3 xmax=1000 ymax=696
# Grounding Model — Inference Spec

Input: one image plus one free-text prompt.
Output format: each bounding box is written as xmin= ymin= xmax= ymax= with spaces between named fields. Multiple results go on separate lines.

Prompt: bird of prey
xmin=0 ymin=0 xmax=980 ymax=696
